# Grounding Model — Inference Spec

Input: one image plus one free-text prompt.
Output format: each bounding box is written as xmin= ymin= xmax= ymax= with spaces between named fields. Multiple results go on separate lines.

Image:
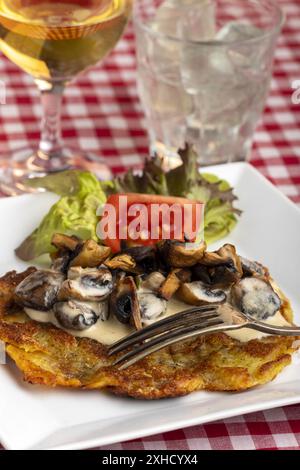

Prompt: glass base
xmin=0 ymin=147 xmax=113 ymax=196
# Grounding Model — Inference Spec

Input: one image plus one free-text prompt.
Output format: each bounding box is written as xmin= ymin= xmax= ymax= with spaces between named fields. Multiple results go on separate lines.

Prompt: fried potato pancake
xmin=0 ymin=269 xmax=297 ymax=399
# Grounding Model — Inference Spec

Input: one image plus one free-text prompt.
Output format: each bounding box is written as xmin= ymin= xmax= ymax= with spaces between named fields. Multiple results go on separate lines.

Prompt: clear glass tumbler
xmin=133 ymin=0 xmax=283 ymax=166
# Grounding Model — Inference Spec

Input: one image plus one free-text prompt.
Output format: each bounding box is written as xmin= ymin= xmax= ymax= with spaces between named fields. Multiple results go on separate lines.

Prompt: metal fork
xmin=108 ymin=303 xmax=300 ymax=369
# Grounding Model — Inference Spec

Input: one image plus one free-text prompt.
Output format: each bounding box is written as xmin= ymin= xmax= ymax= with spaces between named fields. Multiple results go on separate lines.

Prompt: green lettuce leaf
xmin=200 ymin=172 xmax=242 ymax=244
xmin=113 ymin=145 xmax=241 ymax=244
xmin=15 ymin=145 xmax=241 ymax=262
xmin=114 ymin=157 xmax=169 ymax=196
xmin=15 ymin=171 xmax=106 ymax=261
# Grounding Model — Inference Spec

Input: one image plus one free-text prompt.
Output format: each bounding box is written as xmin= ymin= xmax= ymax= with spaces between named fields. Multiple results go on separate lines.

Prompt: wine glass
xmin=0 ymin=0 xmax=132 ymax=195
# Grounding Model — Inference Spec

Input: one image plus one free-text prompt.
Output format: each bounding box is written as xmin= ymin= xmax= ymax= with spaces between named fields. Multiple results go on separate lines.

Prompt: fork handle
xmin=249 ymin=321 xmax=300 ymax=336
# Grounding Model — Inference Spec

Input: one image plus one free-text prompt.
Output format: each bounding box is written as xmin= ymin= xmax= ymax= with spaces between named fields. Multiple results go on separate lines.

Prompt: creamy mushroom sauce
xmin=24 ymin=296 xmax=291 ymax=346
xmin=68 ymin=280 xmax=108 ymax=299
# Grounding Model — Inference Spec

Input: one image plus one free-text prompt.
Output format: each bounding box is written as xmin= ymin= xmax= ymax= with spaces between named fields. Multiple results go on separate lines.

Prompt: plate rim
xmin=0 ymin=161 xmax=299 ymax=450
xmin=37 ymin=391 xmax=300 ymax=450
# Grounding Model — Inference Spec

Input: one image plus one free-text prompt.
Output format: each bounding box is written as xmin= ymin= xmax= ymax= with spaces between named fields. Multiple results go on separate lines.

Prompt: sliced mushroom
xmin=15 ymin=270 xmax=64 ymax=311
xmin=50 ymin=251 xmax=72 ymax=274
xmin=105 ymin=246 xmax=157 ymax=274
xmin=178 ymin=281 xmax=226 ymax=306
xmin=201 ymin=244 xmax=240 ymax=266
xmin=69 ymin=240 xmax=111 ymax=268
xmin=110 ymin=276 xmax=142 ymax=330
xmin=193 ymin=244 xmax=243 ymax=287
xmin=158 ymin=268 xmax=191 ymax=300
xmin=141 ymin=271 xmax=166 ymax=292
xmin=231 ymin=277 xmax=281 ymax=320
xmin=137 ymin=292 xmax=167 ymax=325
xmin=58 ymin=267 xmax=113 ymax=301
xmin=191 ymin=264 xmax=213 ymax=285
xmin=124 ymin=246 xmax=158 ymax=273
xmin=53 ymin=300 xmax=107 ymax=331
xmin=105 ymin=253 xmax=137 ymax=273
xmin=240 ymin=257 xmax=268 ymax=278
xmin=51 ymin=233 xmax=80 ymax=252
xmin=159 ymin=240 xmax=206 ymax=268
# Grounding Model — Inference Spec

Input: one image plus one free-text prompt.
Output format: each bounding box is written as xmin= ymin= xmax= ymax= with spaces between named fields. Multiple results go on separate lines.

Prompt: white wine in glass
xmin=0 ymin=0 xmax=132 ymax=194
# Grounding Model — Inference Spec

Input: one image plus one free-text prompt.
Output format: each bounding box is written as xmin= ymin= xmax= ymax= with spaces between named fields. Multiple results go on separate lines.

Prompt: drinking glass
xmin=134 ymin=0 xmax=283 ymax=166
xmin=0 ymin=0 xmax=132 ymax=194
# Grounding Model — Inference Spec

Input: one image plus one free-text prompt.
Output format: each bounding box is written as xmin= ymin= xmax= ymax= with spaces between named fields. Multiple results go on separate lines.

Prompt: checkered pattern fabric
xmin=97 ymin=405 xmax=300 ymax=450
xmin=0 ymin=0 xmax=299 ymax=450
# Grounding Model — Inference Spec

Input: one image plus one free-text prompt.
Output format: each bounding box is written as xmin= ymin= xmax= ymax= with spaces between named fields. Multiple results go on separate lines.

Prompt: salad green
xmin=16 ymin=145 xmax=241 ymax=261
xmin=16 ymin=171 xmax=107 ymax=261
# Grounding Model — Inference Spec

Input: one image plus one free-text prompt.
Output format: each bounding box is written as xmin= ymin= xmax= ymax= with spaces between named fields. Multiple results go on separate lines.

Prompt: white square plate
xmin=0 ymin=162 xmax=299 ymax=450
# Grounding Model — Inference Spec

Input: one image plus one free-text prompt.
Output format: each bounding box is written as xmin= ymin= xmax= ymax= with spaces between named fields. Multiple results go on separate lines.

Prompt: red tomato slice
xmin=102 ymin=193 xmax=203 ymax=253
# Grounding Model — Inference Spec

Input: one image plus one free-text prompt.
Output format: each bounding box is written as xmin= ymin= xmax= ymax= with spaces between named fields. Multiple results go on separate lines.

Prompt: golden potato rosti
xmin=0 ymin=269 xmax=297 ymax=399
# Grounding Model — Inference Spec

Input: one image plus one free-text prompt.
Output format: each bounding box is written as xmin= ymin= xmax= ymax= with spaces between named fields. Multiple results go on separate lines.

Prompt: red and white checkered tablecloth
xmin=0 ymin=0 xmax=299 ymax=451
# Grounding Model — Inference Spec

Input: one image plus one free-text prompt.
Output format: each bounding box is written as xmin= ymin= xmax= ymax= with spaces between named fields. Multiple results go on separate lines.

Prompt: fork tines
xmin=109 ymin=304 xmax=220 ymax=355
xmin=108 ymin=304 xmax=229 ymax=370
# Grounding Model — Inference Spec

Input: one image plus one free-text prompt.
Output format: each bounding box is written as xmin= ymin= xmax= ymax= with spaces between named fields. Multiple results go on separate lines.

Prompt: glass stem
xmin=36 ymin=80 xmax=65 ymax=161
